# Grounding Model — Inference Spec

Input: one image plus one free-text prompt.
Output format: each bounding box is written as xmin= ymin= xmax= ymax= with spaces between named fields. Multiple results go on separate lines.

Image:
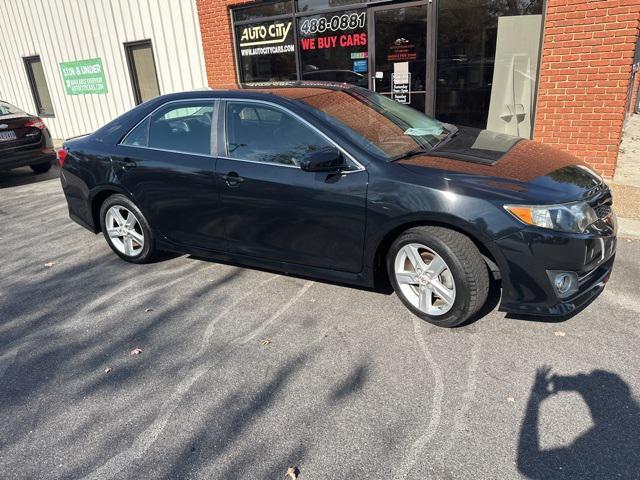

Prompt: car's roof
xmin=160 ymin=81 xmax=360 ymax=103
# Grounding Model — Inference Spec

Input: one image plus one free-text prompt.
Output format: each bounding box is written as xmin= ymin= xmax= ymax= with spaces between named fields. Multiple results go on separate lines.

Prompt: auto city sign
xmin=239 ymin=21 xmax=292 ymax=47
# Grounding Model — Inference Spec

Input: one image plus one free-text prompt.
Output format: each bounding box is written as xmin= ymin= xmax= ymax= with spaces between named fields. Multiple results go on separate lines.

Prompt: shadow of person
xmin=517 ymin=367 xmax=640 ymax=479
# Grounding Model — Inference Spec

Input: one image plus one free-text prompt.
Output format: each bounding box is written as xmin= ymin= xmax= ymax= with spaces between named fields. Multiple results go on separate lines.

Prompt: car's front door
xmin=216 ymin=100 xmax=368 ymax=273
xmin=116 ymin=99 xmax=226 ymax=250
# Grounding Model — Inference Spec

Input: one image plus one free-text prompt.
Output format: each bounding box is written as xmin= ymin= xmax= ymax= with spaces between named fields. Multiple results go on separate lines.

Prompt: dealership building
xmin=1 ymin=0 xmax=638 ymax=178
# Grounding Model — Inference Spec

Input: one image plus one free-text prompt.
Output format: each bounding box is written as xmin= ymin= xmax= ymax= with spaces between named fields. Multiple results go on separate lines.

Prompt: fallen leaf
xmin=554 ymin=331 xmax=566 ymax=337
xmin=260 ymin=339 xmax=271 ymax=346
xmin=104 ymin=367 xmax=112 ymax=374
xmin=145 ymin=308 xmax=154 ymax=313
xmin=130 ymin=348 xmax=143 ymax=356
xmin=44 ymin=261 xmax=56 ymax=268
xmin=285 ymin=467 xmax=299 ymax=479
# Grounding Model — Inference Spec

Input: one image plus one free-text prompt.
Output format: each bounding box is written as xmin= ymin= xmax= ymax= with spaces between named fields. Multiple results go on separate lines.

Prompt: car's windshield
xmin=0 ymin=101 xmax=25 ymax=117
xmin=294 ymin=87 xmax=447 ymax=160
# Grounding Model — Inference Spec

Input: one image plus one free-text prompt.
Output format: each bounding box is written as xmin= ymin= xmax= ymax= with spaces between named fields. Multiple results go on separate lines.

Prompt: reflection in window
xmin=226 ymin=102 xmax=331 ymax=166
xmin=436 ymin=0 xmax=543 ymax=137
xmin=298 ymin=9 xmax=368 ymax=87
xmin=236 ymin=20 xmax=297 ymax=82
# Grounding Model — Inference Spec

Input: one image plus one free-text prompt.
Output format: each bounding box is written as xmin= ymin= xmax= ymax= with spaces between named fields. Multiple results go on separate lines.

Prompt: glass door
xmin=369 ymin=3 xmax=430 ymax=113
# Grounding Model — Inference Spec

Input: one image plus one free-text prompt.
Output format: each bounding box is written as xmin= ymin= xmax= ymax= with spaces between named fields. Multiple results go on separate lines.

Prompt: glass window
xmin=23 ymin=56 xmax=54 ymax=116
xmin=436 ymin=0 xmax=543 ymax=137
xmin=298 ymin=9 xmax=368 ymax=87
xmin=121 ymin=118 xmax=150 ymax=147
xmin=234 ymin=1 xmax=293 ymax=21
xmin=236 ymin=19 xmax=297 ymax=82
xmin=296 ymin=0 xmax=365 ymax=13
xmin=372 ymin=5 xmax=428 ymax=113
xmin=125 ymin=41 xmax=160 ymax=105
xmin=225 ymin=101 xmax=332 ymax=166
xmin=0 ymin=101 xmax=25 ymax=117
xmin=293 ymin=87 xmax=445 ymax=160
xmin=145 ymin=101 xmax=214 ymax=155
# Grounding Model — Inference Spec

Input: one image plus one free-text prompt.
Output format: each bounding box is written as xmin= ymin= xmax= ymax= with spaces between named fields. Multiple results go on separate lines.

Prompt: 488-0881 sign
xmin=299 ymin=12 xmax=366 ymax=36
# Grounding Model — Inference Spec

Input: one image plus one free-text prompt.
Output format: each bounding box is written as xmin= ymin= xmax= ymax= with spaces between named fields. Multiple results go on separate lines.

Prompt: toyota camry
xmin=58 ymin=83 xmax=616 ymax=327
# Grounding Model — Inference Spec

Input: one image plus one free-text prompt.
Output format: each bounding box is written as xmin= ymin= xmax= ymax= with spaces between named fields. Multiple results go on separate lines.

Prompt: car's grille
xmin=594 ymin=203 xmax=612 ymax=219
xmin=586 ymin=183 xmax=613 ymax=220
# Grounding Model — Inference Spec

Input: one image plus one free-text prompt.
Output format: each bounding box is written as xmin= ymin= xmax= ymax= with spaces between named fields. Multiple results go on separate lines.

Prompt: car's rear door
xmin=216 ymin=99 xmax=368 ymax=273
xmin=115 ymin=99 xmax=226 ymax=250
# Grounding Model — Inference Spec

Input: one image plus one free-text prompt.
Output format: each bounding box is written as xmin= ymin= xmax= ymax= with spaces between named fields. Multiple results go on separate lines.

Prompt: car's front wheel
xmin=387 ymin=226 xmax=489 ymax=327
xmin=30 ymin=161 xmax=51 ymax=173
xmin=99 ymin=194 xmax=157 ymax=263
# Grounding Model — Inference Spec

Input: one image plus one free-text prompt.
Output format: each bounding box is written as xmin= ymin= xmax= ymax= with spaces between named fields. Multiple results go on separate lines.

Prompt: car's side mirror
xmin=300 ymin=147 xmax=347 ymax=172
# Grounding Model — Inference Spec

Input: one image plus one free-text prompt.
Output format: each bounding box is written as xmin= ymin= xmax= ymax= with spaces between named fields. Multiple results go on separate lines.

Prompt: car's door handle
xmin=221 ymin=172 xmax=245 ymax=186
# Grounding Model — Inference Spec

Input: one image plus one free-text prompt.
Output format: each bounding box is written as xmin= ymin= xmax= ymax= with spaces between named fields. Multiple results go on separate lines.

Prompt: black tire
xmin=99 ymin=194 xmax=157 ymax=264
xmin=387 ymin=226 xmax=489 ymax=327
xmin=30 ymin=161 xmax=51 ymax=173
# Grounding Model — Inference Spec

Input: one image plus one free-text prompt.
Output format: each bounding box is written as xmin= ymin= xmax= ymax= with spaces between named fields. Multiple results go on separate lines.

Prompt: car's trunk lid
xmin=0 ymin=114 xmax=43 ymax=152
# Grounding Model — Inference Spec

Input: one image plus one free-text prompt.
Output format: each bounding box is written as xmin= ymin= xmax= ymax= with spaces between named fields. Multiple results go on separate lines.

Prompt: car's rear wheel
xmin=30 ymin=161 xmax=51 ymax=173
xmin=99 ymin=194 xmax=157 ymax=263
xmin=387 ymin=226 xmax=489 ymax=327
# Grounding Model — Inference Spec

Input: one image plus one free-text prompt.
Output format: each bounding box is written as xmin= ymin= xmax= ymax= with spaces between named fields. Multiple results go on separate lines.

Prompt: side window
xmin=225 ymin=101 xmax=332 ymax=166
xmin=122 ymin=118 xmax=149 ymax=147
xmin=138 ymin=101 xmax=214 ymax=155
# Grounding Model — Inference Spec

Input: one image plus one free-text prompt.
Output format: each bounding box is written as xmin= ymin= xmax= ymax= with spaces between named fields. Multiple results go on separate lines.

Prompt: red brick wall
xmin=196 ymin=0 xmax=251 ymax=87
xmin=534 ymin=0 xmax=640 ymax=178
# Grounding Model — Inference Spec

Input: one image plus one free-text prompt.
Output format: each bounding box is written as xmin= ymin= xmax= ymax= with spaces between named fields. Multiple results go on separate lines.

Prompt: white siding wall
xmin=0 ymin=0 xmax=208 ymax=139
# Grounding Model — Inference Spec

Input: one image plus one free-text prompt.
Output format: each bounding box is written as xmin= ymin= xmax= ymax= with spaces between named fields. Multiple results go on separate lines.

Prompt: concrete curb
xmin=618 ymin=217 xmax=640 ymax=239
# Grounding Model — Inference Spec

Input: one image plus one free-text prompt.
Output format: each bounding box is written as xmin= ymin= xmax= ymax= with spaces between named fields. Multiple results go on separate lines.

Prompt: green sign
xmin=59 ymin=58 xmax=108 ymax=95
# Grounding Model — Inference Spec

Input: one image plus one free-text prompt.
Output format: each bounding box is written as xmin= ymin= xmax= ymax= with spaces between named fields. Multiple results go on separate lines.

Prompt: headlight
xmin=504 ymin=201 xmax=598 ymax=233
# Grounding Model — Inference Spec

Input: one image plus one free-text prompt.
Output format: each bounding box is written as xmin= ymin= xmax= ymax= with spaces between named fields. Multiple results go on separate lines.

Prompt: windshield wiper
xmin=390 ymin=147 xmax=430 ymax=162
xmin=430 ymin=124 xmax=459 ymax=151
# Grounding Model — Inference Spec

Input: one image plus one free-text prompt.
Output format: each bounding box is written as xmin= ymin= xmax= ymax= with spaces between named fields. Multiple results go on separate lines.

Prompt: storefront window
xmin=436 ymin=0 xmax=543 ymax=137
xmin=236 ymin=19 xmax=297 ymax=82
xmin=298 ymin=9 xmax=368 ymax=86
xmin=234 ymin=1 xmax=293 ymax=22
xmin=296 ymin=0 xmax=365 ymax=13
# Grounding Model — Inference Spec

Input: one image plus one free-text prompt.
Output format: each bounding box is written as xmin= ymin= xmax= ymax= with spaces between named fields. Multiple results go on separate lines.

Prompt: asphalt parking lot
xmin=1 ymin=167 xmax=639 ymax=480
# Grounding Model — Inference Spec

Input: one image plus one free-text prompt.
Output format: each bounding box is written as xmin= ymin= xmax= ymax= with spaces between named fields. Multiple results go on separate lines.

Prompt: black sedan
xmin=59 ymin=83 xmax=616 ymax=327
xmin=0 ymin=100 xmax=56 ymax=173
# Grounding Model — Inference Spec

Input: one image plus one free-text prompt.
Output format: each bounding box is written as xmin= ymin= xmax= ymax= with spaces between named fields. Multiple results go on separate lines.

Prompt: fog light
xmin=547 ymin=271 xmax=579 ymax=298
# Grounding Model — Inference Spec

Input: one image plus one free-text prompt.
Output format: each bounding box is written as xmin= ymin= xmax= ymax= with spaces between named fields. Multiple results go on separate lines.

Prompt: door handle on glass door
xmin=221 ymin=172 xmax=245 ymax=186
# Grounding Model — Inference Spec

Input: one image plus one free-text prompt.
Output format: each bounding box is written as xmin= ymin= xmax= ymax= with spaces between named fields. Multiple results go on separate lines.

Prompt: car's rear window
xmin=0 ymin=101 xmax=25 ymax=117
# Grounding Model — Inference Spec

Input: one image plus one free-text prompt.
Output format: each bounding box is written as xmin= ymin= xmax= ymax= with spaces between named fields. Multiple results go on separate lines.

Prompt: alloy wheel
xmin=394 ymin=243 xmax=456 ymax=315
xmin=105 ymin=205 xmax=145 ymax=257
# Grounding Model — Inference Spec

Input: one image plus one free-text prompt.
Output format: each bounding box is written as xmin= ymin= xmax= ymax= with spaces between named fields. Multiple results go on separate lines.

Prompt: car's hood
xmin=397 ymin=127 xmax=603 ymax=204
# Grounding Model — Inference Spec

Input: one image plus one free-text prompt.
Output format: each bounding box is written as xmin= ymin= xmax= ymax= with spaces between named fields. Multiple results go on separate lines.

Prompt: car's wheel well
xmin=373 ymin=220 xmax=501 ymax=288
xmin=91 ymin=190 xmax=118 ymax=233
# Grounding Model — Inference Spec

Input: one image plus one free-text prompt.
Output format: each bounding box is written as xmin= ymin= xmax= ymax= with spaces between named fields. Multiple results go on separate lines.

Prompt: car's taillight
xmin=25 ymin=118 xmax=46 ymax=130
xmin=57 ymin=147 xmax=68 ymax=167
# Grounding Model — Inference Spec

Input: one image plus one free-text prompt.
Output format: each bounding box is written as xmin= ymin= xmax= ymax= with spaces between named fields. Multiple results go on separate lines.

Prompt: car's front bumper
xmin=493 ymin=217 xmax=617 ymax=317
